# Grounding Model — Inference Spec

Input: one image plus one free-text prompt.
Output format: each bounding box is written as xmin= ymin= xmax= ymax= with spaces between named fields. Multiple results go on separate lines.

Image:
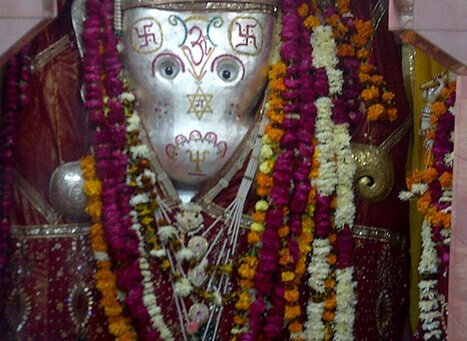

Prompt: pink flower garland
xmin=0 ymin=48 xmax=30 ymax=271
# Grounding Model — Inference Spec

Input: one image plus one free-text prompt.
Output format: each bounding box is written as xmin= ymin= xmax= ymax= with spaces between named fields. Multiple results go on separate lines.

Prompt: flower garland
xmin=81 ymin=0 xmax=161 ymax=339
xmin=82 ymin=156 xmax=136 ymax=340
xmin=232 ymin=61 xmax=285 ymax=338
xmin=317 ymin=1 xmax=397 ymax=123
xmin=0 ymin=48 xmax=30 ymax=271
xmin=400 ymin=81 xmax=455 ymax=340
xmin=300 ymin=4 xmax=357 ymax=338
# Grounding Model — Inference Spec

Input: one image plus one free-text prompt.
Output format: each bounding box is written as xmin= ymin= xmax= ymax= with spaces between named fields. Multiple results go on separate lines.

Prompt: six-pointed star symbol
xmin=186 ymin=87 xmax=213 ymax=120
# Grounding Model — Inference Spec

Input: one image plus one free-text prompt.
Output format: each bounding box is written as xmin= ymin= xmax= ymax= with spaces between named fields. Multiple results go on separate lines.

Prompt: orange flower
xmin=257 ymin=186 xmax=269 ymax=197
xmin=431 ymin=101 xmax=447 ymax=116
xmin=247 ymin=231 xmax=261 ymax=244
xmin=279 ymin=248 xmax=292 ymax=265
xmin=325 ymin=278 xmax=337 ymax=289
xmin=338 ymin=0 xmax=350 ymax=14
xmin=382 ymin=91 xmax=395 ymax=102
xmin=252 ymin=211 xmax=266 ymax=223
xmin=325 ymin=14 xmax=340 ymax=27
xmin=388 ymin=108 xmax=398 ymax=122
xmin=361 ymin=86 xmax=380 ymax=101
xmin=240 ymin=279 xmax=254 ymax=288
xmin=324 ymin=296 xmax=337 ymax=310
xmin=327 ymin=253 xmax=337 ymax=265
xmin=233 ymin=315 xmax=247 ymax=325
xmin=284 ymin=289 xmax=300 ymax=302
xmin=359 ymin=63 xmax=376 ymax=74
xmin=297 ymin=3 xmax=309 ymax=17
xmin=355 ymin=19 xmax=373 ymax=40
xmin=284 ymin=305 xmax=301 ymax=319
xmin=256 ymin=173 xmax=273 ymax=188
xmin=358 ymin=72 xmax=371 ymax=84
xmin=265 ymin=124 xmax=284 ymax=142
xmin=367 ymin=104 xmax=385 ymax=121
xmin=288 ymin=321 xmax=303 ymax=333
xmin=270 ymin=78 xmax=286 ymax=92
xmin=304 ymin=15 xmax=321 ymax=30
xmin=439 ymin=171 xmax=452 ymax=188
xmin=350 ymin=34 xmax=367 ymax=48
xmin=278 ymin=225 xmax=290 ymax=238
xmin=371 ymin=74 xmax=384 ymax=85
xmin=323 ymin=310 xmax=335 ymax=322
xmin=423 ymin=167 xmax=438 ymax=183
xmin=337 ymin=44 xmax=355 ymax=57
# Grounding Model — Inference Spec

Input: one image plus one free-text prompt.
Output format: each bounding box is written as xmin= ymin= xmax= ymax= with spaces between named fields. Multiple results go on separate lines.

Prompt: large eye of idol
xmin=154 ymin=56 xmax=181 ymax=80
xmin=216 ymin=57 xmax=243 ymax=83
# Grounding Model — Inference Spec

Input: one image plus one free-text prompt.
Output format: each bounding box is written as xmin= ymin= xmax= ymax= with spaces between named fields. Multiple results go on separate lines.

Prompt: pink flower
xmin=186 ymin=321 xmax=200 ymax=335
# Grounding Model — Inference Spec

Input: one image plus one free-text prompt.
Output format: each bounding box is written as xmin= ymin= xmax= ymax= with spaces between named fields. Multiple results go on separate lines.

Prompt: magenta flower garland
xmin=0 ymin=48 xmax=30 ymax=271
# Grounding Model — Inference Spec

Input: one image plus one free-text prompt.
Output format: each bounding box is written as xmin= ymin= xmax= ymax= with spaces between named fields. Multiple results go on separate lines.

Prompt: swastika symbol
xmin=235 ymin=22 xmax=258 ymax=49
xmin=135 ymin=22 xmax=158 ymax=49
xmin=131 ymin=18 xmax=163 ymax=54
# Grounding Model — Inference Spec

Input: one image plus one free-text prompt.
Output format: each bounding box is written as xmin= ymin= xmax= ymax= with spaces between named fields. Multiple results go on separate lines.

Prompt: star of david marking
xmin=186 ymin=87 xmax=213 ymax=120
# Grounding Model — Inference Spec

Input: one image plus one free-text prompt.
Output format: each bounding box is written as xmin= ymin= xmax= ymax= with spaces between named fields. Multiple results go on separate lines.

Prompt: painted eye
xmin=217 ymin=61 xmax=240 ymax=82
xmin=159 ymin=60 xmax=180 ymax=79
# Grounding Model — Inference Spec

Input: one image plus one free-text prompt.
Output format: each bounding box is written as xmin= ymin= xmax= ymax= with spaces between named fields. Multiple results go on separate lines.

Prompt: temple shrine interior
xmin=0 ymin=0 xmax=466 ymax=340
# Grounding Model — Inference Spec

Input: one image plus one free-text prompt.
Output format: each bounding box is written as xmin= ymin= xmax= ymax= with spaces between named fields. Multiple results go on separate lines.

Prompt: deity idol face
xmin=121 ymin=7 xmax=276 ymax=199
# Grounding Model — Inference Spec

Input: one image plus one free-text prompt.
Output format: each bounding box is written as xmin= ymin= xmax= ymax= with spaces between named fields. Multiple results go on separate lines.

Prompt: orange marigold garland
xmin=81 ymin=156 xmax=136 ymax=340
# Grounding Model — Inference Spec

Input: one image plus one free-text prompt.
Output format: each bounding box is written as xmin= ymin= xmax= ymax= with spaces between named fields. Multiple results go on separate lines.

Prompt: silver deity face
xmin=122 ymin=8 xmax=275 ymax=194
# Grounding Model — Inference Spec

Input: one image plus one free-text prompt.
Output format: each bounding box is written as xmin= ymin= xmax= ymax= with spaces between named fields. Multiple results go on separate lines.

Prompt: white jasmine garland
xmin=411 ymin=183 xmax=429 ymax=194
xmin=307 ymin=238 xmax=331 ymax=294
xmin=304 ymin=302 xmax=325 ymax=340
xmin=417 ymin=219 xmax=442 ymax=339
xmin=333 ymin=124 xmax=356 ymax=229
xmin=334 ymin=267 xmax=357 ymax=341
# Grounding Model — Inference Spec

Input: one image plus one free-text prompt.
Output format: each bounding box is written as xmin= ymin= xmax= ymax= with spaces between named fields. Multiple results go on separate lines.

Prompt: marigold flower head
xmin=388 ymin=108 xmax=398 ymax=122
xmin=337 ymin=44 xmax=355 ymax=57
xmin=288 ymin=321 xmax=303 ymax=333
xmin=285 ymin=305 xmax=301 ymax=320
xmin=322 ymin=310 xmax=335 ymax=322
xmin=382 ymin=91 xmax=395 ymax=102
xmin=281 ymin=271 xmax=295 ymax=282
xmin=297 ymin=3 xmax=309 ymax=17
xmin=324 ymin=296 xmax=337 ymax=309
xmin=338 ymin=0 xmax=350 ymax=13
xmin=284 ymin=289 xmax=300 ymax=302
xmin=367 ymin=103 xmax=385 ymax=121
xmin=304 ymin=15 xmax=321 ymax=30
xmin=432 ymin=101 xmax=447 ymax=116
xmin=247 ymin=231 xmax=261 ymax=244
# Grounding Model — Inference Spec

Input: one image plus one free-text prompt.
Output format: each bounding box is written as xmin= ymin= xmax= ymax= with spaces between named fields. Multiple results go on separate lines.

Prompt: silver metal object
xmin=122 ymin=8 xmax=275 ymax=198
xmin=48 ymin=162 xmax=89 ymax=221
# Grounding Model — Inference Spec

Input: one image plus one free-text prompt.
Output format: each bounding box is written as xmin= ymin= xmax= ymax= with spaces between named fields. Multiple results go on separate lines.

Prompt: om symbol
xmin=183 ymin=26 xmax=213 ymax=67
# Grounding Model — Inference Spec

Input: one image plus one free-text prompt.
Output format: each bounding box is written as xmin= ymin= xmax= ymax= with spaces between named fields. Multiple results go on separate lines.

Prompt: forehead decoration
xmin=119 ymin=0 xmax=279 ymax=13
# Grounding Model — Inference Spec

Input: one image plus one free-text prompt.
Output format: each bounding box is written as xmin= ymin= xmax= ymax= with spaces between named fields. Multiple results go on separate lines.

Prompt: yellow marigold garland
xmin=81 ymin=156 xmax=136 ymax=340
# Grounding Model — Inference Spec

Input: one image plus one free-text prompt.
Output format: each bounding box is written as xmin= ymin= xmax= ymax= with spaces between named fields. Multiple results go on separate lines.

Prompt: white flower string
xmin=303 ymin=23 xmax=357 ymax=341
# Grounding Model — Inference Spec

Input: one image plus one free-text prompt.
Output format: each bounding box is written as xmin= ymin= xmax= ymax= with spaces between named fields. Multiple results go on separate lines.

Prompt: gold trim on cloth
xmin=353 ymin=224 xmax=406 ymax=246
xmin=11 ymin=224 xmax=90 ymax=239
xmin=379 ymin=114 xmax=413 ymax=152
xmin=30 ymin=35 xmax=71 ymax=72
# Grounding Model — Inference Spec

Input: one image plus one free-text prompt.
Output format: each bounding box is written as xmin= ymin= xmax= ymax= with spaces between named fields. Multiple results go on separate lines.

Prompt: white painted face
xmin=122 ymin=8 xmax=275 ymax=195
